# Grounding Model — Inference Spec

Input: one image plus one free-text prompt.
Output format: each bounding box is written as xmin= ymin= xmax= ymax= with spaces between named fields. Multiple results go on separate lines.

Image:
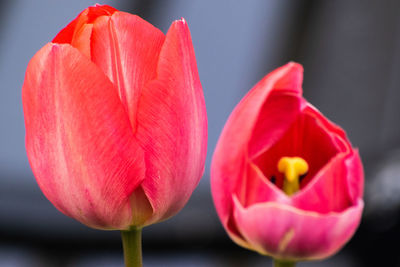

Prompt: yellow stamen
xmin=277 ymin=157 xmax=308 ymax=196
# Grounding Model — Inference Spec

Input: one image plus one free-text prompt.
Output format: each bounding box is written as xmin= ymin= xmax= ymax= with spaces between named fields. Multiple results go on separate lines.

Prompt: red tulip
xmin=211 ymin=63 xmax=363 ymax=261
xmin=22 ymin=5 xmax=207 ymax=230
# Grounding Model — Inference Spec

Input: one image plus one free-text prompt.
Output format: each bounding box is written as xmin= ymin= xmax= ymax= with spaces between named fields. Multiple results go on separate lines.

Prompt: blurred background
xmin=0 ymin=0 xmax=399 ymax=266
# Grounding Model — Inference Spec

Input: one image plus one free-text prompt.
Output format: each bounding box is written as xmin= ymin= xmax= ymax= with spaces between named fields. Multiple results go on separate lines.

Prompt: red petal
xmin=70 ymin=23 xmax=93 ymax=58
xmin=211 ymin=63 xmax=303 ymax=240
xmin=273 ymin=62 xmax=303 ymax=92
xmin=135 ymin=19 xmax=207 ymax=225
xmin=53 ymin=5 xmax=117 ymax=44
xmin=22 ymin=43 xmax=145 ymax=229
xmin=90 ymin=12 xmax=165 ymax=130
xmin=86 ymin=5 xmax=117 ymax=23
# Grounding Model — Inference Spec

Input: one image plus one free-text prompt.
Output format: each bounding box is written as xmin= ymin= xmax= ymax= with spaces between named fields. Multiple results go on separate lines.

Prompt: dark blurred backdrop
xmin=0 ymin=0 xmax=399 ymax=266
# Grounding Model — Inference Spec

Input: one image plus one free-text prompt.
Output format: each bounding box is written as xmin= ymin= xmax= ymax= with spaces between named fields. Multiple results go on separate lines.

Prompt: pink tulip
xmin=22 ymin=5 xmax=207 ymax=230
xmin=211 ymin=62 xmax=364 ymax=261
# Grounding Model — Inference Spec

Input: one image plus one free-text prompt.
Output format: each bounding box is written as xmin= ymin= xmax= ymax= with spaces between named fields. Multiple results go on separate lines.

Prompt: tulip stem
xmin=273 ymin=259 xmax=296 ymax=267
xmin=121 ymin=228 xmax=143 ymax=267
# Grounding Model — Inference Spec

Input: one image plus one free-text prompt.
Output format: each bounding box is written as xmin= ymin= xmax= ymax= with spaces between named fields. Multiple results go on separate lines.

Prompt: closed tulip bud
xmin=22 ymin=4 xmax=207 ymax=232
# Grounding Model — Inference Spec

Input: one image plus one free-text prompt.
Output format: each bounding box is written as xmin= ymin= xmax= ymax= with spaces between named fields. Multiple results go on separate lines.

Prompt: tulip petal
xmin=135 ymin=19 xmax=207 ymax=225
xmin=242 ymin=161 xmax=291 ymax=207
xmin=70 ymin=23 xmax=93 ymax=58
xmin=211 ymin=63 xmax=303 ymax=241
xmin=22 ymin=43 xmax=145 ymax=229
xmin=249 ymin=92 xmax=304 ymax=159
xmin=53 ymin=5 xmax=117 ymax=44
xmin=289 ymin=106 xmax=362 ymax=213
xmin=345 ymin=150 xmax=364 ymax=201
xmin=232 ymin=196 xmax=363 ymax=261
xmin=90 ymin=12 xmax=165 ymax=130
xmin=292 ymin=153 xmax=353 ymax=213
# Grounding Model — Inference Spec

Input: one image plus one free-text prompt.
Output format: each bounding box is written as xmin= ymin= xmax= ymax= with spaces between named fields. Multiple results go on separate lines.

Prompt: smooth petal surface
xmin=291 ymin=153 xmax=353 ymax=213
xmin=243 ymin=162 xmax=291 ymax=207
xmin=135 ymin=19 xmax=207 ymax=225
xmin=52 ymin=5 xmax=117 ymax=44
xmin=289 ymin=106 xmax=362 ymax=213
xmin=211 ymin=63 xmax=303 ymax=241
xmin=24 ymin=5 xmax=207 ymax=230
xmin=90 ymin=12 xmax=165 ymax=130
xmin=248 ymin=92 xmax=303 ymax=159
xmin=232 ymin=196 xmax=364 ymax=260
xmin=344 ymin=150 xmax=364 ymax=202
xmin=22 ymin=43 xmax=145 ymax=229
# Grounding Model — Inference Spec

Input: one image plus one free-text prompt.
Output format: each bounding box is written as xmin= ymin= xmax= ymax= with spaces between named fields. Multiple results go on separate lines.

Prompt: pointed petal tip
xmin=269 ymin=62 xmax=304 ymax=94
xmin=177 ymin=17 xmax=187 ymax=24
xmin=286 ymin=61 xmax=303 ymax=70
xmin=49 ymin=42 xmax=61 ymax=49
xmin=26 ymin=42 xmax=62 ymax=70
xmin=46 ymin=42 xmax=75 ymax=56
xmin=90 ymin=4 xmax=117 ymax=11
xmin=170 ymin=17 xmax=189 ymax=30
xmin=283 ymin=61 xmax=304 ymax=78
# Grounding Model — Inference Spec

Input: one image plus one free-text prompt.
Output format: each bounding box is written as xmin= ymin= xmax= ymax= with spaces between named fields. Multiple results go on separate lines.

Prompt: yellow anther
xmin=278 ymin=157 xmax=308 ymax=182
xmin=277 ymin=157 xmax=308 ymax=196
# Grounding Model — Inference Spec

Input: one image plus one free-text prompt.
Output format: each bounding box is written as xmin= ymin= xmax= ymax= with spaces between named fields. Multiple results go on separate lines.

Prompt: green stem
xmin=121 ymin=228 xmax=142 ymax=267
xmin=274 ymin=259 xmax=296 ymax=267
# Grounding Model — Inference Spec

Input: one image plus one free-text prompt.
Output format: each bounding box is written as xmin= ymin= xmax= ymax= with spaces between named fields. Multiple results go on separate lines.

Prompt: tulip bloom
xmin=22 ymin=5 xmax=207 ymax=231
xmin=211 ymin=63 xmax=363 ymax=263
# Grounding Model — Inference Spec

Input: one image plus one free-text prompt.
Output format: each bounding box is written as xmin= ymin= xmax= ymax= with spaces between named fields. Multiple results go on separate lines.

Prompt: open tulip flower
xmin=211 ymin=63 xmax=364 ymax=266
xmin=22 ymin=5 xmax=207 ymax=266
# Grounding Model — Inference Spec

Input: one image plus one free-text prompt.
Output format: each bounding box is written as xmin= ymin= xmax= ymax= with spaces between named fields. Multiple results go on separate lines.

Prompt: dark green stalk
xmin=274 ymin=259 xmax=296 ymax=267
xmin=121 ymin=228 xmax=142 ymax=267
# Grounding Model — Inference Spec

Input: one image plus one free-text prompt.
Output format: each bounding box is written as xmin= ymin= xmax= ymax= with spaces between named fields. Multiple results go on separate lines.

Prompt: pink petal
xmin=211 ymin=63 xmax=303 ymax=242
xmin=345 ymin=150 xmax=364 ymax=202
xmin=90 ymin=12 xmax=165 ymax=130
xmin=289 ymin=106 xmax=363 ymax=213
xmin=22 ymin=43 xmax=145 ymax=229
xmin=249 ymin=92 xmax=304 ymax=159
xmin=242 ymin=161 xmax=291 ymax=207
xmin=135 ymin=19 xmax=207 ymax=225
xmin=292 ymin=153 xmax=353 ymax=213
xmin=232 ymin=196 xmax=363 ymax=260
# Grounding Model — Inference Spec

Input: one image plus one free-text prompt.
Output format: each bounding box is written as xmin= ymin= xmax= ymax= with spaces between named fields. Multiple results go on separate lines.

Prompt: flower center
xmin=277 ymin=156 xmax=308 ymax=196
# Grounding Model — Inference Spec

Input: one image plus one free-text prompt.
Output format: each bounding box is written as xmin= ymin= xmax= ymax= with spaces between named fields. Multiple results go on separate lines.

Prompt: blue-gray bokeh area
xmin=0 ymin=0 xmax=399 ymax=266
